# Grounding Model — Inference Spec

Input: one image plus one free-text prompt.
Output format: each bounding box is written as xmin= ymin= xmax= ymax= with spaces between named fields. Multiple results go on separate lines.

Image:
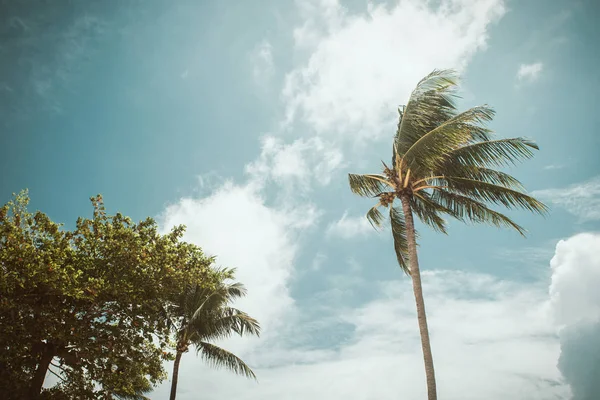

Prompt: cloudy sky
xmin=1 ymin=0 xmax=599 ymax=399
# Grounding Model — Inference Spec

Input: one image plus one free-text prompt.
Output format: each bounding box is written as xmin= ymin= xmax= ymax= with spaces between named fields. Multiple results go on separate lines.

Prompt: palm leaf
xmin=437 ymin=177 xmax=548 ymax=214
xmin=448 ymin=138 xmax=538 ymax=168
xmin=401 ymin=105 xmax=495 ymax=173
xmin=188 ymin=283 xmax=247 ymax=324
xmin=395 ymin=69 xmax=459 ymax=155
xmin=410 ymin=192 xmax=450 ymax=234
xmin=114 ymin=388 xmax=151 ymax=400
xmin=389 ymin=207 xmax=412 ymax=275
xmin=173 ymin=277 xmax=260 ymax=382
xmin=197 ymin=342 xmax=257 ymax=380
xmin=348 ymin=174 xmax=392 ymax=198
xmin=366 ymin=203 xmax=385 ymax=229
xmin=425 ymin=165 xmax=525 ymax=190
xmin=428 ymin=189 xmax=527 ymax=235
xmin=190 ymin=308 xmax=260 ymax=341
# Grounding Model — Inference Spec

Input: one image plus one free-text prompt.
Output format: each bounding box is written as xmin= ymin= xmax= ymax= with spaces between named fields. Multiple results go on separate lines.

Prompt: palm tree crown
xmin=169 ymin=271 xmax=260 ymax=400
xmin=349 ymin=69 xmax=548 ymax=274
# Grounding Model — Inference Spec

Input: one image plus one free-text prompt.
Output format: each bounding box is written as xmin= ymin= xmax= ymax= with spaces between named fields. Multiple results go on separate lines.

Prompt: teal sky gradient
xmin=2 ymin=1 xmax=599 ymax=399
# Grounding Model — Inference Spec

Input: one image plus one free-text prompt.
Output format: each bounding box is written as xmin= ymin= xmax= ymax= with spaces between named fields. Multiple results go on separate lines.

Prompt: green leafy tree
xmin=0 ymin=191 xmax=215 ymax=399
xmin=169 ymin=273 xmax=260 ymax=400
xmin=348 ymin=70 xmax=547 ymax=400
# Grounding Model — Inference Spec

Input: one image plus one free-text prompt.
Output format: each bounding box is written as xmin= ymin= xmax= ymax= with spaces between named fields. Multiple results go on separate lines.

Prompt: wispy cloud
xmin=283 ymin=0 xmax=506 ymax=145
xmin=493 ymin=240 xmax=560 ymax=281
xmin=517 ymin=62 xmax=544 ymax=82
xmin=251 ymin=39 xmax=275 ymax=84
xmin=326 ymin=211 xmax=373 ymax=239
xmin=532 ymin=176 xmax=600 ymax=222
xmin=310 ymin=252 xmax=328 ymax=271
xmin=1 ymin=6 xmax=112 ymax=124
xmin=245 ymin=135 xmax=344 ymax=197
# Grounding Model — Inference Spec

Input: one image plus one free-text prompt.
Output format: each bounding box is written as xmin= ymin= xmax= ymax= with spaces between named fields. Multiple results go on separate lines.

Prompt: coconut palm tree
xmin=169 ymin=277 xmax=260 ymax=400
xmin=348 ymin=69 xmax=547 ymax=400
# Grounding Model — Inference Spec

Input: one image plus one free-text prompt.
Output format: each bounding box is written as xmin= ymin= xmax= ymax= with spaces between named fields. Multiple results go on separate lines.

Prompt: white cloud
xmin=246 ymin=135 xmax=344 ymax=195
xmin=158 ymin=181 xmax=307 ymax=334
xmin=151 ymin=269 xmax=569 ymax=400
xmin=549 ymin=233 xmax=600 ymax=327
xmin=532 ymin=176 xmax=600 ymax=222
xmin=152 ymin=179 xmax=322 ymax=397
xmin=517 ymin=62 xmax=544 ymax=82
xmin=249 ymin=0 xmax=507 ymax=195
xmin=283 ymin=0 xmax=506 ymax=142
xmin=252 ymin=39 xmax=275 ymax=84
xmin=326 ymin=211 xmax=373 ymax=239
xmin=548 ymin=233 xmax=600 ymax=400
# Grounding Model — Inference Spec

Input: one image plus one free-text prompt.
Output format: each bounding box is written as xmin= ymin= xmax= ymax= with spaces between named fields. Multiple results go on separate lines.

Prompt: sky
xmin=1 ymin=0 xmax=600 ymax=399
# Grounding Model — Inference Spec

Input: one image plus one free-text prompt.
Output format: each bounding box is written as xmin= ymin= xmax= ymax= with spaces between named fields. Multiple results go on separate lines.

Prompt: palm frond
xmin=395 ymin=69 xmax=459 ymax=155
xmin=112 ymin=375 xmax=153 ymax=400
xmin=114 ymin=390 xmax=151 ymax=400
xmin=410 ymin=192 xmax=450 ymax=234
xmin=426 ymin=165 xmax=525 ymax=190
xmin=437 ymin=177 xmax=548 ymax=214
xmin=366 ymin=203 xmax=385 ymax=229
xmin=428 ymin=189 xmax=527 ymax=235
xmin=401 ymin=105 xmax=495 ymax=173
xmin=187 ymin=282 xmax=248 ymax=324
xmin=389 ymin=207 xmax=411 ymax=275
xmin=448 ymin=138 xmax=538 ymax=168
xmin=197 ymin=341 xmax=257 ymax=380
xmin=190 ymin=308 xmax=260 ymax=342
xmin=348 ymin=174 xmax=393 ymax=198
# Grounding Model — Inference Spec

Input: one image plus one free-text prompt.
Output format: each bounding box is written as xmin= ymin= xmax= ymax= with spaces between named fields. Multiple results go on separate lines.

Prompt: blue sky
xmin=2 ymin=0 xmax=600 ymax=399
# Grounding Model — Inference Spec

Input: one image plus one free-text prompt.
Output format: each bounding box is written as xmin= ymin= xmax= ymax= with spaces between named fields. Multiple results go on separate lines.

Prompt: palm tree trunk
xmin=169 ymin=350 xmax=184 ymax=400
xmin=400 ymin=195 xmax=437 ymax=400
xmin=29 ymin=343 xmax=55 ymax=399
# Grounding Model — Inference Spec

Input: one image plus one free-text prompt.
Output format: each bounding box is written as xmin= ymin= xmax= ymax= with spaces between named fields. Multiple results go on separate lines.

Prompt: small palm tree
xmin=169 ymin=276 xmax=260 ymax=400
xmin=348 ymin=69 xmax=547 ymax=400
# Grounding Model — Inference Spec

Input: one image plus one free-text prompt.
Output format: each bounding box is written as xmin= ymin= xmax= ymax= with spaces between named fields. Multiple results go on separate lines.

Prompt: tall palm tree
xmin=348 ymin=69 xmax=547 ymax=400
xmin=169 ymin=278 xmax=260 ymax=400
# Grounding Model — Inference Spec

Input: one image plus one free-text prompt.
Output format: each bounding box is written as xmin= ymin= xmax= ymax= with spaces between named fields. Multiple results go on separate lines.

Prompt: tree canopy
xmin=0 ymin=191 xmax=224 ymax=399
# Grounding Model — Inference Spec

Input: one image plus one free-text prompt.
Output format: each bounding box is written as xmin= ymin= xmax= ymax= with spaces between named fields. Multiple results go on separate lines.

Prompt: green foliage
xmin=0 ymin=191 xmax=217 ymax=399
xmin=169 ymin=276 xmax=260 ymax=399
xmin=348 ymin=69 xmax=547 ymax=273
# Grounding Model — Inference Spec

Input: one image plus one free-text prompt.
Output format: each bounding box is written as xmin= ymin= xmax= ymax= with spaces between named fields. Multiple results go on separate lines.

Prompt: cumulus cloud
xmin=558 ymin=322 xmax=600 ymax=400
xmin=517 ymin=62 xmax=544 ymax=82
xmin=159 ymin=182 xmax=298 ymax=334
xmin=326 ymin=211 xmax=373 ymax=239
xmin=283 ymin=0 xmax=506 ymax=142
xmin=532 ymin=176 xmax=600 ymax=222
xmin=548 ymin=233 xmax=600 ymax=400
